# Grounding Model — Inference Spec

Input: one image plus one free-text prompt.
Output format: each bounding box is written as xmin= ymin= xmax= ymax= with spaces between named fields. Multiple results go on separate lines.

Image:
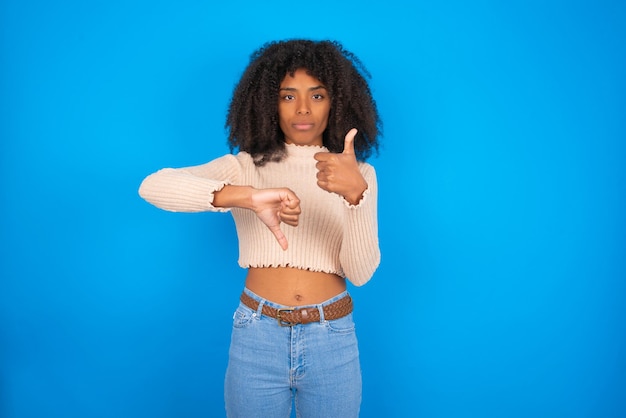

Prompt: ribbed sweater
xmin=138 ymin=143 xmax=380 ymax=286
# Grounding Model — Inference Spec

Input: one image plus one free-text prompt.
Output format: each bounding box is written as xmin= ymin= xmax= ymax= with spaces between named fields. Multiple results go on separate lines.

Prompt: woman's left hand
xmin=314 ymin=128 xmax=368 ymax=205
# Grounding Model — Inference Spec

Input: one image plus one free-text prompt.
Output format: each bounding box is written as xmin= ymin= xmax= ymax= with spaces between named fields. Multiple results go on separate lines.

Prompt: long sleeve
xmin=339 ymin=163 xmax=381 ymax=286
xmin=138 ymin=145 xmax=381 ymax=286
xmin=138 ymin=154 xmax=242 ymax=213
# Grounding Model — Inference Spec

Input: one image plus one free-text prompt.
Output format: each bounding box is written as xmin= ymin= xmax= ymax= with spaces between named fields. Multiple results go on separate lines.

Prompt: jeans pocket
xmin=232 ymin=303 xmax=255 ymax=329
xmin=325 ymin=313 xmax=356 ymax=334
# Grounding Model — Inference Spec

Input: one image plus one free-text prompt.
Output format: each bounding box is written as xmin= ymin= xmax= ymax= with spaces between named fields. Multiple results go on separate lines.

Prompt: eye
xmin=281 ymin=94 xmax=295 ymax=101
xmin=312 ymin=93 xmax=325 ymax=100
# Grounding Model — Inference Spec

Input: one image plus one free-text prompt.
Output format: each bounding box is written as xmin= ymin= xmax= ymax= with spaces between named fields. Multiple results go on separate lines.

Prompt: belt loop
xmin=318 ymin=303 xmax=325 ymax=323
xmin=256 ymin=298 xmax=266 ymax=317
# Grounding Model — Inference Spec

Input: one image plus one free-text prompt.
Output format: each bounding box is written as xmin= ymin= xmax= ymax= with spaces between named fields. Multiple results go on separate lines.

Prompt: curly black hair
xmin=225 ymin=39 xmax=382 ymax=166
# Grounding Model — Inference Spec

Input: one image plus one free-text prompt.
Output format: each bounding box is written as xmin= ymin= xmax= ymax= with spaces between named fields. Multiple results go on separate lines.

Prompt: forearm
xmin=138 ymin=154 xmax=249 ymax=213
xmin=212 ymin=185 xmax=255 ymax=209
xmin=340 ymin=189 xmax=380 ymax=286
xmin=138 ymin=168 xmax=230 ymax=213
xmin=339 ymin=165 xmax=380 ymax=285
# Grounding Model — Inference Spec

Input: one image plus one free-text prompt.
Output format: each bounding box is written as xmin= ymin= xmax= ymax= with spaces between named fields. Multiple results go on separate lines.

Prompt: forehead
xmin=280 ymin=68 xmax=325 ymax=87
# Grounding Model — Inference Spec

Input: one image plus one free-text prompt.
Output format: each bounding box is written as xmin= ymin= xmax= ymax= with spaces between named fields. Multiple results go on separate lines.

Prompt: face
xmin=278 ymin=68 xmax=331 ymax=147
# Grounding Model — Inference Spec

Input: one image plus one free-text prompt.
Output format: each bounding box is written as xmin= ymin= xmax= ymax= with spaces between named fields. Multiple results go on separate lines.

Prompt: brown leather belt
xmin=240 ymin=292 xmax=353 ymax=327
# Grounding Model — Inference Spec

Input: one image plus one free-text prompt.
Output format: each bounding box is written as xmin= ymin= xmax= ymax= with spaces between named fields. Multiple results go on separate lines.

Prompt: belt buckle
xmin=276 ymin=307 xmax=296 ymax=327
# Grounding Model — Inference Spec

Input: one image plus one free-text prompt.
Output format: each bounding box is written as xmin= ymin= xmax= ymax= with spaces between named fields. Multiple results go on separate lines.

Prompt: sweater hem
xmin=238 ymin=262 xmax=345 ymax=277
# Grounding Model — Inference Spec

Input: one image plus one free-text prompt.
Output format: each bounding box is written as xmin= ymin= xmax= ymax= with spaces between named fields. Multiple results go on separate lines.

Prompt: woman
xmin=139 ymin=39 xmax=382 ymax=417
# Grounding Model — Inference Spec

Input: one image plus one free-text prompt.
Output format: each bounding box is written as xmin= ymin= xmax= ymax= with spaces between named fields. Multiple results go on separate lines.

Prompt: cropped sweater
xmin=138 ymin=143 xmax=380 ymax=286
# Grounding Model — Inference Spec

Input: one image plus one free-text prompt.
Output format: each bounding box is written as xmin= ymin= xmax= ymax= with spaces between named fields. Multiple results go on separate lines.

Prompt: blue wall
xmin=1 ymin=1 xmax=624 ymax=417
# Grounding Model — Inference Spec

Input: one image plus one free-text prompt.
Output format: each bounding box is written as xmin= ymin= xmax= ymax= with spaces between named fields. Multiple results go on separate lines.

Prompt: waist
xmin=240 ymin=287 xmax=353 ymax=326
xmin=245 ymin=267 xmax=346 ymax=306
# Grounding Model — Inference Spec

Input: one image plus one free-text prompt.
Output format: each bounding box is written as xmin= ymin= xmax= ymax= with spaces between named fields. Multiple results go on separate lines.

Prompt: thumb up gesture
xmin=314 ymin=128 xmax=368 ymax=205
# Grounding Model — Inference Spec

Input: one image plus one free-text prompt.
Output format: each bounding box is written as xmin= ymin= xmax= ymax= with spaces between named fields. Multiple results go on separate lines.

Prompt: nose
xmin=296 ymin=99 xmax=311 ymax=115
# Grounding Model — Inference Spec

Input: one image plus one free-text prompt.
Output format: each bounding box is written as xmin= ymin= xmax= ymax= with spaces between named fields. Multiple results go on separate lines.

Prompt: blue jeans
xmin=224 ymin=288 xmax=362 ymax=418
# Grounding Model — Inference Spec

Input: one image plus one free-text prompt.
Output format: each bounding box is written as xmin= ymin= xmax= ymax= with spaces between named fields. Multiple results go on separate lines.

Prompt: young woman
xmin=139 ymin=39 xmax=382 ymax=418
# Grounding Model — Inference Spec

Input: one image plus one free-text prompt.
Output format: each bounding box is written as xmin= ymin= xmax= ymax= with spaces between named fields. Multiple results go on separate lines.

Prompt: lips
xmin=293 ymin=123 xmax=313 ymax=131
xmin=292 ymin=122 xmax=314 ymax=131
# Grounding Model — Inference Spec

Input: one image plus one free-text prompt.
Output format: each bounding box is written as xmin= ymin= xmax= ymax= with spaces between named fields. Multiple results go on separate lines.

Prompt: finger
xmin=285 ymin=198 xmax=301 ymax=211
xmin=316 ymin=170 xmax=328 ymax=182
xmin=268 ymin=225 xmax=288 ymax=250
xmin=314 ymin=151 xmax=331 ymax=161
xmin=281 ymin=195 xmax=300 ymax=211
xmin=278 ymin=190 xmax=294 ymax=204
xmin=317 ymin=179 xmax=329 ymax=192
xmin=342 ymin=128 xmax=358 ymax=155
xmin=281 ymin=210 xmax=299 ymax=220
xmin=280 ymin=213 xmax=299 ymax=226
xmin=282 ymin=204 xmax=301 ymax=214
xmin=281 ymin=204 xmax=301 ymax=216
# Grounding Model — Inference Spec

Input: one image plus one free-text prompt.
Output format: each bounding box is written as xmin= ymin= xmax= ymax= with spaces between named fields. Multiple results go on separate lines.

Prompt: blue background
xmin=1 ymin=0 xmax=624 ymax=417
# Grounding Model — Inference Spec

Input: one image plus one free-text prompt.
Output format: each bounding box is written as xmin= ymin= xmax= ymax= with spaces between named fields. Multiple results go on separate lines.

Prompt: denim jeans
xmin=224 ymin=288 xmax=362 ymax=418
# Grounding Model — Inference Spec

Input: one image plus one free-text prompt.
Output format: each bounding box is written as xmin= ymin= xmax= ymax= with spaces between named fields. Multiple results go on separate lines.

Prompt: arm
xmin=338 ymin=164 xmax=380 ymax=286
xmin=314 ymin=129 xmax=381 ymax=285
xmin=138 ymin=154 xmax=240 ymax=213
xmin=138 ymin=154 xmax=301 ymax=250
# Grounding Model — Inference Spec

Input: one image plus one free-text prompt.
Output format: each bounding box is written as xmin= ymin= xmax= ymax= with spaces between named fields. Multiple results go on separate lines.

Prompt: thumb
xmin=342 ymin=128 xmax=358 ymax=155
xmin=268 ymin=224 xmax=288 ymax=251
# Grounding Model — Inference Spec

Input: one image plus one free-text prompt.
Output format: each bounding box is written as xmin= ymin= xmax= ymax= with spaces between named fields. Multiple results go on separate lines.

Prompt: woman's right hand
xmin=250 ymin=188 xmax=301 ymax=251
xmin=213 ymin=185 xmax=301 ymax=250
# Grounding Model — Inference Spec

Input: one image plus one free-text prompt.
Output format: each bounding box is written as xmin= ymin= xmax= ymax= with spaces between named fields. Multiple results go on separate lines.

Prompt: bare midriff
xmin=245 ymin=267 xmax=346 ymax=306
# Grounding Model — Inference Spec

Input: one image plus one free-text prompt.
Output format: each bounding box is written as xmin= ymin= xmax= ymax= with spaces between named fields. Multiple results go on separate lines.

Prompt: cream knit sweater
xmin=138 ymin=143 xmax=380 ymax=286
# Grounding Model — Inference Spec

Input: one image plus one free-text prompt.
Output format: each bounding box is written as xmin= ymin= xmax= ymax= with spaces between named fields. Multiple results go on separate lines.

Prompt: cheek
xmin=278 ymin=103 xmax=295 ymax=121
xmin=278 ymin=114 xmax=288 ymax=129
xmin=317 ymin=101 xmax=329 ymax=117
xmin=320 ymin=109 xmax=330 ymax=129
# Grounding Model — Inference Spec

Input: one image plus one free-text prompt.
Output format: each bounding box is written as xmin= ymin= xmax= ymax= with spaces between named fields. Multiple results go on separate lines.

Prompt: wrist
xmin=344 ymin=182 xmax=367 ymax=205
xmin=214 ymin=185 xmax=255 ymax=209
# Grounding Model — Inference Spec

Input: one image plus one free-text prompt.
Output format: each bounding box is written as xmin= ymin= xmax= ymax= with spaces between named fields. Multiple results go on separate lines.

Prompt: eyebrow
xmin=279 ymin=85 xmax=327 ymax=92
